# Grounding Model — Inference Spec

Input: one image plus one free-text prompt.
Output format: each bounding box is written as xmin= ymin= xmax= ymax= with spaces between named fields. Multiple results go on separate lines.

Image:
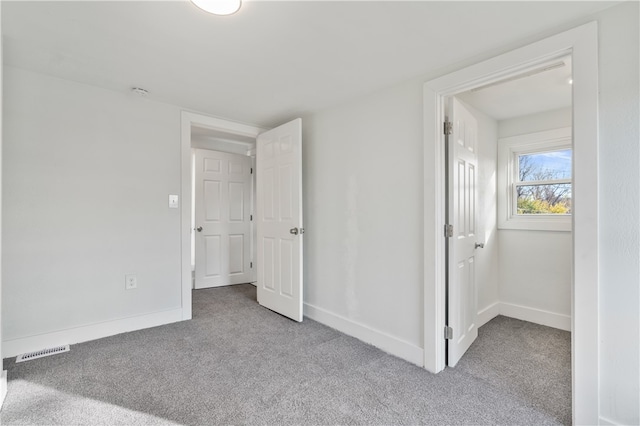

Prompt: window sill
xmin=498 ymin=215 xmax=571 ymax=232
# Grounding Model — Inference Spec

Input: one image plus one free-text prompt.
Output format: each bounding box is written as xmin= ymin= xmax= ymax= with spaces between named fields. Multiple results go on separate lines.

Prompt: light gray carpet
xmin=1 ymin=284 xmax=571 ymax=425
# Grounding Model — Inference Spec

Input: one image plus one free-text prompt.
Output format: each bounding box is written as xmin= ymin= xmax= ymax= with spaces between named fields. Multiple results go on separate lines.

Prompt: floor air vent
xmin=16 ymin=345 xmax=70 ymax=363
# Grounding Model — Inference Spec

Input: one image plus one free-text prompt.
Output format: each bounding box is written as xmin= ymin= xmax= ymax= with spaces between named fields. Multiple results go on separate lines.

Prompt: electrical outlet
xmin=125 ymin=274 xmax=137 ymax=290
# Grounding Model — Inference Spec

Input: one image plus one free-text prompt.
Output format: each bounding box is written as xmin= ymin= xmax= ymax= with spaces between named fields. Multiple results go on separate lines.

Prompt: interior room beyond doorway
xmin=452 ymin=54 xmax=573 ymax=338
xmin=189 ymin=124 xmax=257 ymax=290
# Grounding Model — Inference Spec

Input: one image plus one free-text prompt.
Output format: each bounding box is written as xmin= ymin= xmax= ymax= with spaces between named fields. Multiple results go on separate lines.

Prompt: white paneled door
xmin=447 ymin=98 xmax=479 ymax=367
xmin=256 ymin=118 xmax=303 ymax=322
xmin=194 ymin=149 xmax=252 ymax=289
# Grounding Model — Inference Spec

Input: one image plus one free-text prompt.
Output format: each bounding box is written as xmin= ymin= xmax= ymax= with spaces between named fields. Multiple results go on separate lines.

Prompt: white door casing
xmin=256 ymin=118 xmax=303 ymax=322
xmin=447 ymin=97 xmax=479 ymax=367
xmin=194 ymin=149 xmax=252 ymax=289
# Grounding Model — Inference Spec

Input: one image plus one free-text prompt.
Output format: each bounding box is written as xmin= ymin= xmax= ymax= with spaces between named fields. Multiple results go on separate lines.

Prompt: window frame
xmin=498 ymin=127 xmax=572 ymax=231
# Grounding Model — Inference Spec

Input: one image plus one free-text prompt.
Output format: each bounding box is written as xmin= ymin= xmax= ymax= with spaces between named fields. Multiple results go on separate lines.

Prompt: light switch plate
xmin=169 ymin=195 xmax=179 ymax=208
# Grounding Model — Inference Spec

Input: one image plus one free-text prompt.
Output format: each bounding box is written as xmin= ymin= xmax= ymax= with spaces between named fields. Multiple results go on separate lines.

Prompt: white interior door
xmin=447 ymin=97 xmax=479 ymax=367
xmin=256 ymin=118 xmax=303 ymax=322
xmin=194 ymin=149 xmax=252 ymax=289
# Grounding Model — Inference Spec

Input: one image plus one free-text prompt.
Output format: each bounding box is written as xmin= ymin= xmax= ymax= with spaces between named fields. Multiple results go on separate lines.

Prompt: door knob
xmin=196 ymin=226 xmax=203 ymax=232
xmin=475 ymin=242 xmax=484 ymax=249
xmin=290 ymin=227 xmax=299 ymax=235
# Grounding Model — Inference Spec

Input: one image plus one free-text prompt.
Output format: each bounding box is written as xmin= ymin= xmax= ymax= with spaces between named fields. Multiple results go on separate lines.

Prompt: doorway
xmin=180 ymin=112 xmax=265 ymax=320
xmin=190 ymin=130 xmax=256 ymax=290
xmin=441 ymin=58 xmax=575 ymax=423
xmin=445 ymin=55 xmax=573 ymax=367
xmin=180 ymin=112 xmax=305 ymax=324
xmin=423 ymin=22 xmax=599 ymax=424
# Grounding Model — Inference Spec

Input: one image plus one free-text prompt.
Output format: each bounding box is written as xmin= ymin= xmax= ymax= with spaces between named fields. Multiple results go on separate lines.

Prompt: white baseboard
xmin=2 ymin=308 xmax=184 ymax=359
xmin=0 ymin=370 xmax=6 ymax=409
xmin=477 ymin=302 xmax=500 ymax=328
xmin=499 ymin=302 xmax=571 ymax=331
xmin=304 ymin=303 xmax=424 ymax=366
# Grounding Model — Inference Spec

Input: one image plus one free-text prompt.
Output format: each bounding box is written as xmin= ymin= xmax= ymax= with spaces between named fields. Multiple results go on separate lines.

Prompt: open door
xmin=447 ymin=98 xmax=479 ymax=366
xmin=256 ymin=118 xmax=303 ymax=322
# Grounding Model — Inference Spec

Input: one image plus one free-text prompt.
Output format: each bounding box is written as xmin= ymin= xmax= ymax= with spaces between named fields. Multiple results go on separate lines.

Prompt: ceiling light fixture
xmin=131 ymin=87 xmax=149 ymax=97
xmin=190 ymin=0 xmax=241 ymax=15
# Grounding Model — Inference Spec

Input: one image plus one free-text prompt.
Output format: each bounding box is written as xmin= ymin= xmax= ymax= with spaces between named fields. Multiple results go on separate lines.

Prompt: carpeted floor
xmin=0 ymin=284 xmax=571 ymax=425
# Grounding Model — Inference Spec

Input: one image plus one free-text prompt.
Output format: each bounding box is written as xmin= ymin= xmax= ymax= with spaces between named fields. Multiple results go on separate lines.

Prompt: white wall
xmin=302 ymin=2 xmax=637 ymax=423
xmin=497 ymin=108 xmax=572 ymax=328
xmin=2 ymin=67 xmax=183 ymax=355
xmin=302 ymin=78 xmax=425 ymax=362
xmin=497 ymin=230 xmax=571 ymax=320
xmin=301 ymin=91 xmax=498 ymax=363
xmin=498 ymin=107 xmax=572 ymax=139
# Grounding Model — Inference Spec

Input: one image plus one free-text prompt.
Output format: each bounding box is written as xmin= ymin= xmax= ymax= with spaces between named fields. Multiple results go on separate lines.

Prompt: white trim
xmin=180 ymin=111 xmax=265 ymax=320
xmin=0 ymin=1 xmax=5 ymax=410
xmin=478 ymin=301 xmax=570 ymax=331
xmin=499 ymin=302 xmax=571 ymax=331
xmin=570 ymin=22 xmax=600 ymax=426
xmin=477 ymin=302 xmax=500 ymax=328
xmin=498 ymin=127 xmax=572 ymax=231
xmin=423 ymin=86 xmax=447 ymax=374
xmin=598 ymin=416 xmax=618 ymax=426
xmin=423 ymin=22 xmax=599 ymax=425
xmin=2 ymin=308 xmax=183 ymax=359
xmin=0 ymin=371 xmax=6 ymax=409
xmin=304 ymin=303 xmax=424 ymax=367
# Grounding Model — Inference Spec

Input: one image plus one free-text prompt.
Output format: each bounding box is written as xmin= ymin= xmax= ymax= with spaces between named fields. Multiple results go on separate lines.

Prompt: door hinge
xmin=250 ymin=168 xmax=253 ymax=174
xmin=445 ymin=326 xmax=453 ymax=340
xmin=250 ymin=214 xmax=253 ymax=221
xmin=250 ymin=262 xmax=253 ymax=268
xmin=444 ymin=121 xmax=453 ymax=135
xmin=444 ymin=224 xmax=453 ymax=238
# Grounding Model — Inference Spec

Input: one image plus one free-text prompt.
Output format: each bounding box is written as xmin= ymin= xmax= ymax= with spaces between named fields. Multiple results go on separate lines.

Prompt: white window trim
xmin=498 ymin=127 xmax=572 ymax=232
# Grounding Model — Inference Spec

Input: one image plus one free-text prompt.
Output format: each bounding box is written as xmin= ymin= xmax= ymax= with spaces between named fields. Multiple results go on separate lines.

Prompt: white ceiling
xmin=457 ymin=56 xmax=572 ymax=120
xmin=2 ymin=1 xmax=615 ymax=128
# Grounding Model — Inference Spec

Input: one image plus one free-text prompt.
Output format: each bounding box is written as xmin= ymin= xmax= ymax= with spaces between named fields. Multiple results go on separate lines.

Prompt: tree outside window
xmin=516 ymin=149 xmax=572 ymax=215
xmin=498 ymin=127 xmax=572 ymax=231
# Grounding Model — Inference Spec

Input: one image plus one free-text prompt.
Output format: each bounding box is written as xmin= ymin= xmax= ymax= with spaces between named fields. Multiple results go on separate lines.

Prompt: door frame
xmin=180 ymin=111 xmax=266 ymax=320
xmin=423 ymin=22 xmax=599 ymax=424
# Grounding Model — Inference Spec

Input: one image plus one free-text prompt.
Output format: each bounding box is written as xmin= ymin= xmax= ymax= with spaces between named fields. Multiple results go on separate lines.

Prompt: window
xmin=498 ymin=127 xmax=572 ymax=231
